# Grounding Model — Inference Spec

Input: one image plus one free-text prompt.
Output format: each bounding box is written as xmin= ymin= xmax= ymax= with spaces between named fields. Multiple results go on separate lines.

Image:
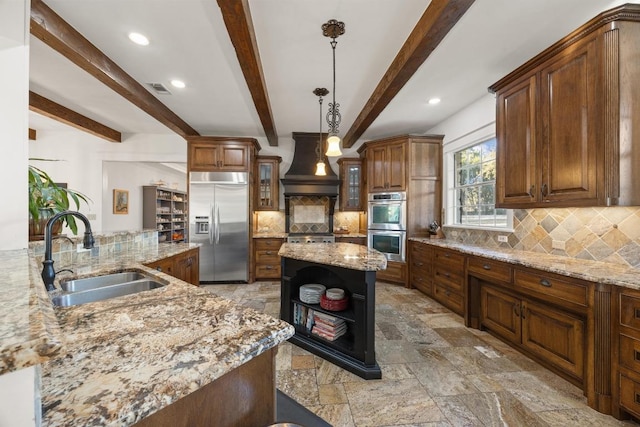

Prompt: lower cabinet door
xmin=480 ymin=286 xmax=521 ymax=344
xmin=521 ymin=299 xmax=584 ymax=380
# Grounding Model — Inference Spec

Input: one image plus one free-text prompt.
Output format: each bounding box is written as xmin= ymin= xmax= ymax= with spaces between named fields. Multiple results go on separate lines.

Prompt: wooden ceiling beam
xmin=342 ymin=0 xmax=476 ymax=148
xmin=28 ymin=128 xmax=37 ymax=140
xmin=29 ymin=91 xmax=122 ymax=142
xmin=217 ymin=0 xmax=278 ymax=146
xmin=30 ymin=0 xmax=199 ymax=138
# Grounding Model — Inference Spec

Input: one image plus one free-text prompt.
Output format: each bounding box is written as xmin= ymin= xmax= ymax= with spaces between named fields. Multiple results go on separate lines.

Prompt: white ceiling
xmin=28 ymin=0 xmax=629 ymax=146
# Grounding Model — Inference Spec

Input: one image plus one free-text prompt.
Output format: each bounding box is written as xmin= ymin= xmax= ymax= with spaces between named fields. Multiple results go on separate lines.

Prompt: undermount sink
xmin=52 ymin=271 xmax=167 ymax=307
xmin=60 ymin=271 xmax=150 ymax=292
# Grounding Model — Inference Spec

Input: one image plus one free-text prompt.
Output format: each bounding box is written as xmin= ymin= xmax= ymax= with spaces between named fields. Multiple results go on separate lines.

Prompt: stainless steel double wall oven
xmin=367 ymin=192 xmax=406 ymax=262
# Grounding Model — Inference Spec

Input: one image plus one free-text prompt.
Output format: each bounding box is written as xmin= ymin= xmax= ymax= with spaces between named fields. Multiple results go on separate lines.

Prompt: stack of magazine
xmin=293 ymin=303 xmax=347 ymax=341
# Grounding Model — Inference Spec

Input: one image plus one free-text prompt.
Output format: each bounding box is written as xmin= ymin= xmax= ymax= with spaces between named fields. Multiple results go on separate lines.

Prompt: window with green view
xmin=453 ymin=138 xmax=507 ymax=228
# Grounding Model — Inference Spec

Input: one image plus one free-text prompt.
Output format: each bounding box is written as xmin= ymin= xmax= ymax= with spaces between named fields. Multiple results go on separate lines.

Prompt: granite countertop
xmin=0 ymin=242 xmax=294 ymax=426
xmin=410 ymin=237 xmax=640 ymax=290
xmin=279 ymin=242 xmax=387 ymax=271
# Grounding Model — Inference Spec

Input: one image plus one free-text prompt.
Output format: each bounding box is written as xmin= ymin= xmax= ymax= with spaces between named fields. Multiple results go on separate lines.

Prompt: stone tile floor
xmin=204 ymin=282 xmax=639 ymax=427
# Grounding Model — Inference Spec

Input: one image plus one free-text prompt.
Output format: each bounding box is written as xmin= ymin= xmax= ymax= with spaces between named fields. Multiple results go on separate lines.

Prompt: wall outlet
xmin=77 ymin=243 xmax=91 ymax=253
xmin=497 ymin=235 xmax=508 ymax=243
xmin=552 ymin=240 xmax=566 ymax=250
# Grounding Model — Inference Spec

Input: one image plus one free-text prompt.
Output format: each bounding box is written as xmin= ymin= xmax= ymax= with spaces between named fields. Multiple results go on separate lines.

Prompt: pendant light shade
xmin=325 ymin=135 xmax=342 ymax=156
xmin=315 ymin=161 xmax=327 ymax=176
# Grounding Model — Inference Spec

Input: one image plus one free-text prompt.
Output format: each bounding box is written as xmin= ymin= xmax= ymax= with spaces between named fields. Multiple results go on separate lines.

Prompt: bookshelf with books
xmin=280 ymin=257 xmax=381 ymax=380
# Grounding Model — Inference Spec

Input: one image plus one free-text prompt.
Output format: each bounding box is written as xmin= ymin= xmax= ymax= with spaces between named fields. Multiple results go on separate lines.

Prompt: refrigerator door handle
xmin=209 ymin=203 xmax=214 ymax=245
xmin=215 ymin=204 xmax=221 ymax=244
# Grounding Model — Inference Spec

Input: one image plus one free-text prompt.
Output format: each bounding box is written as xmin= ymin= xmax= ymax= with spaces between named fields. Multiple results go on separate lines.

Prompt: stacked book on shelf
xmin=293 ymin=303 xmax=347 ymax=342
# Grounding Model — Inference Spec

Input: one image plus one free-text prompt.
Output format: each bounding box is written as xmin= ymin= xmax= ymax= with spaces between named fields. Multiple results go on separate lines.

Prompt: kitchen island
xmin=1 ymin=234 xmax=294 ymax=427
xmin=279 ymin=242 xmax=386 ymax=379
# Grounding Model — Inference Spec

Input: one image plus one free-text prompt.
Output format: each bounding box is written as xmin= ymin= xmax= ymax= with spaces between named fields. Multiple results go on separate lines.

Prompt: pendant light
xmin=313 ymin=88 xmax=329 ymax=176
xmin=322 ymin=19 xmax=344 ymax=157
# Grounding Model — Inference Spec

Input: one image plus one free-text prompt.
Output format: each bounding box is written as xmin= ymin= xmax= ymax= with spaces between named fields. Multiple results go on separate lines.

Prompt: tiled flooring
xmin=205 ymin=282 xmax=639 ymax=427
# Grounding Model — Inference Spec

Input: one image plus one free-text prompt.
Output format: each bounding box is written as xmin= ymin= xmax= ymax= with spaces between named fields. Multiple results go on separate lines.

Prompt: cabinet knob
xmin=539 ymin=279 xmax=551 ymax=287
xmin=482 ymin=264 xmax=491 ymax=270
xmin=266 ymin=265 xmax=273 ymax=270
xmin=541 ymin=183 xmax=548 ymax=198
xmin=266 ymin=251 xmax=273 ymax=255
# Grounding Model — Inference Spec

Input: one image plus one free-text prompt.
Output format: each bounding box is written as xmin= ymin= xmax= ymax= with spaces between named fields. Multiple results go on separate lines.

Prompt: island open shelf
xmin=279 ymin=243 xmax=387 ymax=380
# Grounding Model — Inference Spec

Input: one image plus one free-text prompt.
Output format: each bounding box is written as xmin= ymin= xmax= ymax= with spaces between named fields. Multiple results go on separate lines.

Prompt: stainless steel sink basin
xmin=51 ymin=279 xmax=165 ymax=307
xmin=60 ymin=271 xmax=150 ymax=292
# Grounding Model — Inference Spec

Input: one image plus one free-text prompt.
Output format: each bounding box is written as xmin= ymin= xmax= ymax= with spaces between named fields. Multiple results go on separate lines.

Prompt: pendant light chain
xmin=322 ymin=19 xmax=344 ymax=157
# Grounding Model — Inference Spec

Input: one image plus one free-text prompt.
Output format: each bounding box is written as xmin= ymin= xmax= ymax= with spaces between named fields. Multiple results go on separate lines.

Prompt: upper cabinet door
xmin=338 ymin=158 xmax=362 ymax=211
xmin=367 ymin=145 xmax=388 ymax=192
xmin=255 ymin=156 xmax=281 ymax=211
xmin=495 ymin=75 xmax=537 ymax=207
xmin=386 ymin=142 xmax=406 ymax=192
xmin=539 ymin=37 xmax=599 ymax=205
xmin=188 ymin=141 xmax=251 ymax=172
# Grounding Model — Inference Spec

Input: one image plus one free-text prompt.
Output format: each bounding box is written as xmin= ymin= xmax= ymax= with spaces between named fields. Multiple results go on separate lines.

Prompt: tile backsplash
xmin=255 ymin=211 xmax=361 ymax=234
xmin=444 ymin=207 xmax=640 ymax=268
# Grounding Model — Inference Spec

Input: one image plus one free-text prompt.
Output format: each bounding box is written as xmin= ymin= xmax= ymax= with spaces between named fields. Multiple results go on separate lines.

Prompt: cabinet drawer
xmin=433 ymin=283 xmax=463 ymax=315
xmin=514 ymin=270 xmax=588 ymax=307
xmin=377 ymin=261 xmax=406 ymax=284
xmin=467 ymin=257 xmax=512 ymax=283
xmin=255 ymin=263 xmax=281 ymax=279
xmin=433 ymin=266 xmax=463 ymax=292
xmin=620 ymin=294 xmax=640 ymax=333
xmin=620 ymin=334 xmax=640 ymax=372
xmin=255 ymin=239 xmax=283 ymax=251
xmin=433 ymin=248 xmax=465 ymax=269
xmin=620 ymin=374 xmax=640 ymax=417
xmin=255 ymin=250 xmax=280 ymax=264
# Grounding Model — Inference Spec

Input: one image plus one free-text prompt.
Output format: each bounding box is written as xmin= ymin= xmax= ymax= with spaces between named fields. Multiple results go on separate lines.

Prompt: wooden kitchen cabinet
xmin=187 ymin=137 xmax=258 ymax=172
xmin=491 ymin=6 xmax=640 ymax=207
xmin=253 ymin=238 xmax=284 ymax=280
xmin=335 ymin=236 xmax=366 ymax=245
xmin=408 ymin=240 xmax=432 ymax=296
xmin=337 ymin=157 xmax=363 ymax=211
xmin=255 ymin=156 xmax=281 ymax=211
xmin=480 ymin=284 xmax=585 ymax=381
xmin=364 ymin=141 xmax=405 ymax=193
xmin=613 ymin=288 xmax=640 ymax=420
xmin=431 ymin=247 xmax=465 ymax=316
xmin=145 ymin=248 xmax=200 ymax=286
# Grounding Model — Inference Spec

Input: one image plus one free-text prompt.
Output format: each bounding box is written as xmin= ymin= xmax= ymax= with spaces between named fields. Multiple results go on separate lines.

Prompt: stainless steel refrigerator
xmin=189 ymin=171 xmax=249 ymax=283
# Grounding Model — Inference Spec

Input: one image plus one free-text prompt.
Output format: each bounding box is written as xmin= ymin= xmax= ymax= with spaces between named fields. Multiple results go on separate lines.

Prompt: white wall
xmin=1 ymin=0 xmax=39 ymax=424
xmin=29 ymin=131 xmax=187 ymax=233
xmin=102 ymin=161 xmax=186 ymax=232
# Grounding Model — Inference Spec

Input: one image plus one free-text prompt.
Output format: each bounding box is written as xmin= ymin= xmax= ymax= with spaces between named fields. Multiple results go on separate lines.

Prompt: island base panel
xmin=133 ymin=348 xmax=276 ymax=427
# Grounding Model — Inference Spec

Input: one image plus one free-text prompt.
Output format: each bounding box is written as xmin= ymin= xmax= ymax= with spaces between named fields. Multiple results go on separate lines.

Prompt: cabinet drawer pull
xmin=417 ymin=262 xmax=424 ymax=266
xmin=540 ymin=279 xmax=551 ymax=287
xmin=541 ymin=183 xmax=548 ymax=198
xmin=636 ymin=393 xmax=640 ymax=405
xmin=265 ymin=251 xmax=273 ymax=255
xmin=444 ymin=273 xmax=450 ymax=278
xmin=514 ymin=304 xmax=520 ymax=317
xmin=482 ymin=264 xmax=491 ymax=270
xmin=443 ymin=253 xmax=450 ymax=258
xmin=635 ymin=350 xmax=640 ymax=362
xmin=528 ymin=185 xmax=535 ymax=198
xmin=635 ymin=308 xmax=640 ymax=319
xmin=265 ymin=265 xmax=273 ymax=270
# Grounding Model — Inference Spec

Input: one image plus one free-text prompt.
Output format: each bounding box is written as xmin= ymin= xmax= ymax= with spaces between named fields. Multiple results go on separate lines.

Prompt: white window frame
xmin=443 ymin=122 xmax=514 ymax=232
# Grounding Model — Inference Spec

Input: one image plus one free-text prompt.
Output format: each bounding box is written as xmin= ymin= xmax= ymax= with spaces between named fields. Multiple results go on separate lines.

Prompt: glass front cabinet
xmin=255 ymin=155 xmax=281 ymax=211
xmin=338 ymin=157 xmax=362 ymax=211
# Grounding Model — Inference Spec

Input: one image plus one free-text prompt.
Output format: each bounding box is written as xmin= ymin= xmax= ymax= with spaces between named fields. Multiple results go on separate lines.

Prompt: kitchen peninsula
xmin=1 ymin=232 xmax=294 ymax=427
xmin=279 ymin=242 xmax=386 ymax=379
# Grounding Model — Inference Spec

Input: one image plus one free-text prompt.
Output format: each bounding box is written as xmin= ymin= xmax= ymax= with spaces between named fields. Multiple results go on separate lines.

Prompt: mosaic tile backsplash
xmin=444 ymin=207 xmax=640 ymax=268
xmin=29 ymin=230 xmax=158 ymax=267
xmin=255 ymin=211 xmax=361 ymax=234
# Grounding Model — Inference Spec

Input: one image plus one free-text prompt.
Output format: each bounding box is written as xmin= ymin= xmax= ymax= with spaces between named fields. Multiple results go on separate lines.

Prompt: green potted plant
xmin=28 ymin=161 xmax=91 ymax=241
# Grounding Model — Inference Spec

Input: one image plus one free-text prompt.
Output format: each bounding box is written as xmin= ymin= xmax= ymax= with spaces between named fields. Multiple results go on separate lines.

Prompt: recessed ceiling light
xmin=428 ymin=97 xmax=441 ymax=105
xmin=170 ymin=80 xmax=186 ymax=89
xmin=128 ymin=32 xmax=149 ymax=46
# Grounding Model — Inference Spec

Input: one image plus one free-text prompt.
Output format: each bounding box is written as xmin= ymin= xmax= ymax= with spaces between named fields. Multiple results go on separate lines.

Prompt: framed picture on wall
xmin=113 ymin=189 xmax=129 ymax=214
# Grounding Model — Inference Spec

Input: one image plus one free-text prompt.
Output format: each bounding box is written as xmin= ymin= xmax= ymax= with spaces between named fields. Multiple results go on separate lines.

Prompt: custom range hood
xmin=281 ymin=132 xmax=339 ymax=197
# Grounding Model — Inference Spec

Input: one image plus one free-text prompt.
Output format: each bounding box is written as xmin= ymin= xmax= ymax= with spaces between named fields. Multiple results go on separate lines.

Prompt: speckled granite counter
xmin=278 ymin=242 xmax=387 ymax=271
xmin=410 ymin=238 xmax=640 ymax=290
xmin=0 ymin=249 xmax=63 ymax=374
xmin=1 ymin=242 xmax=294 ymax=426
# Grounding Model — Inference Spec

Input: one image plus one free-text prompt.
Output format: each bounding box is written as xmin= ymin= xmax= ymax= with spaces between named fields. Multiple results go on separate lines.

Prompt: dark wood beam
xmin=217 ymin=0 xmax=278 ymax=146
xmin=28 ymin=128 xmax=37 ymax=140
xmin=342 ymin=0 xmax=476 ymax=148
xmin=30 ymin=0 xmax=199 ymax=138
xmin=29 ymin=91 xmax=122 ymax=142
